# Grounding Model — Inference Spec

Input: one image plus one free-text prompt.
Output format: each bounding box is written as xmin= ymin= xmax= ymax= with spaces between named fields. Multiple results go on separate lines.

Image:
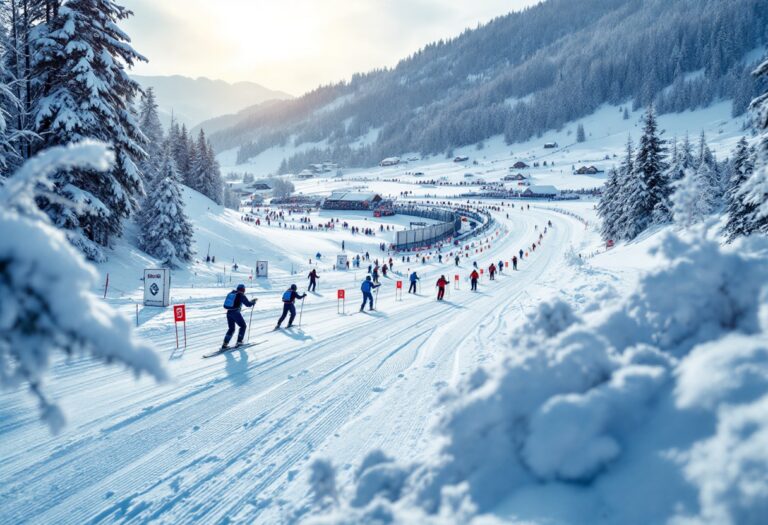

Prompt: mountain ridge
xmin=132 ymin=74 xmax=293 ymax=129
xmin=206 ymin=0 xmax=767 ymax=171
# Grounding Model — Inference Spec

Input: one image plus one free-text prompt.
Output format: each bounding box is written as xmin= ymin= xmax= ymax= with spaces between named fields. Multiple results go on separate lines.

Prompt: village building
xmin=322 ymin=191 xmax=384 ymax=210
xmin=521 ymin=185 xmax=560 ymax=198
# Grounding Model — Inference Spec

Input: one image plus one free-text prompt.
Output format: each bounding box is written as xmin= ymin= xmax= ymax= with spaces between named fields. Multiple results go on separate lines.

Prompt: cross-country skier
xmin=454 ymin=255 xmax=460 ymax=266
xmin=498 ymin=260 xmax=504 ymax=273
xmin=276 ymin=284 xmax=306 ymax=329
xmin=360 ymin=276 xmax=380 ymax=311
xmin=512 ymin=255 xmax=518 ymax=270
xmin=436 ymin=275 xmax=449 ymax=300
xmin=221 ymin=284 xmax=256 ymax=349
xmin=489 ymin=263 xmax=497 ymax=280
xmin=470 ymin=270 xmax=479 ymax=291
xmin=408 ymin=271 xmax=420 ymax=294
xmin=308 ymin=268 xmax=319 ymax=292
xmin=519 ymin=249 xmax=524 ymax=259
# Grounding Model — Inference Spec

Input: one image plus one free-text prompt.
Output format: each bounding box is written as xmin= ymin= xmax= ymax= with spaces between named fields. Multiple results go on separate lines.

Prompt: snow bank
xmin=0 ymin=142 xmax=167 ymax=433
xmin=302 ymin=231 xmax=768 ymax=524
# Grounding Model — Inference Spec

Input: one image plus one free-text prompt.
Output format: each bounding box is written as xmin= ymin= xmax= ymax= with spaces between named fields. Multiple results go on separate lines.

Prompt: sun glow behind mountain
xmin=122 ymin=0 xmax=540 ymax=94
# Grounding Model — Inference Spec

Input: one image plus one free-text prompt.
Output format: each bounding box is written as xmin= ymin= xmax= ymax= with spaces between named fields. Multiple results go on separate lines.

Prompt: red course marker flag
xmin=173 ymin=304 xmax=186 ymax=322
xmin=337 ymin=289 xmax=345 ymax=299
xmin=396 ymin=281 xmax=403 ymax=289
xmin=173 ymin=304 xmax=187 ymax=349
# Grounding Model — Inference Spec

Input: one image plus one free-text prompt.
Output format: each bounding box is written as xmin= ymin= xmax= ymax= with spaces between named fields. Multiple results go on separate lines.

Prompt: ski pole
xmin=299 ymin=297 xmax=305 ymax=326
xmin=374 ymin=286 xmax=379 ymax=309
xmin=247 ymin=300 xmax=255 ymax=342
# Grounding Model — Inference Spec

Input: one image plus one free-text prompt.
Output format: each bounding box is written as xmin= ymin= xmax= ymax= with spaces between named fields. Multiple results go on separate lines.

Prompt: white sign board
xmin=143 ymin=268 xmax=170 ymax=307
xmin=336 ymin=254 xmax=348 ymax=270
xmin=256 ymin=261 xmax=268 ymax=278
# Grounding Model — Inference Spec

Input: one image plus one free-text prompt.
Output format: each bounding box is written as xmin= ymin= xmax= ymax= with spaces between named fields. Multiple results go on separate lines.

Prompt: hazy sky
xmin=122 ymin=0 xmax=539 ymax=95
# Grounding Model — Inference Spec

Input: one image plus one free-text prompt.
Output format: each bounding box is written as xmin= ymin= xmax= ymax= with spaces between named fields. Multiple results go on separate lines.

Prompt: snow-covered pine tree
xmin=0 ymin=0 xmax=44 ymax=169
xmin=0 ymin=141 xmax=166 ymax=433
xmin=0 ymin=48 xmax=18 ymax=174
xmin=172 ymin=122 xmax=190 ymax=181
xmin=188 ymin=128 xmax=207 ymax=192
xmin=672 ymin=159 xmax=712 ymax=228
xmin=723 ymin=137 xmax=756 ymax=241
xmin=623 ymin=107 xmax=630 ymax=120
xmin=33 ymin=0 xmax=147 ymax=259
xmin=137 ymin=86 xmax=164 ymax=183
xmin=201 ymin=137 xmax=223 ymax=204
xmin=137 ymin=148 xmax=194 ymax=267
xmin=625 ymin=107 xmax=669 ymax=237
xmin=576 ymin=123 xmax=586 ymax=143
xmin=738 ymin=58 xmax=768 ymax=235
xmin=697 ymin=131 xmax=724 ymax=201
xmin=616 ymin=133 xmax=645 ymax=239
xmin=597 ymin=166 xmax=621 ymax=240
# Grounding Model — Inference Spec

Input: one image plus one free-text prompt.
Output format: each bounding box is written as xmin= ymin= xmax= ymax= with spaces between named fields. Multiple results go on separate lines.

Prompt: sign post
xmin=395 ymin=280 xmax=403 ymax=301
xmin=337 ymin=289 xmax=345 ymax=314
xmin=336 ymin=254 xmax=348 ymax=270
xmin=143 ymin=269 xmax=171 ymax=307
xmin=173 ymin=304 xmax=187 ymax=349
xmin=454 ymin=274 xmax=460 ymax=290
xmin=255 ymin=261 xmax=269 ymax=278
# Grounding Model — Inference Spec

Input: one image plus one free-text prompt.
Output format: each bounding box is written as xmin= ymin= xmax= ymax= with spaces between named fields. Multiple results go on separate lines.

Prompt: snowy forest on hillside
xmin=597 ymin=74 xmax=768 ymax=243
xmin=203 ymin=0 xmax=768 ymax=172
xmin=0 ymin=0 xmax=222 ymax=264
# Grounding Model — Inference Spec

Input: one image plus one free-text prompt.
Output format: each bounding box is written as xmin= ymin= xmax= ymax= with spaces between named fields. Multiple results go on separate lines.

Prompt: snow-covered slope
xmin=1 ymin=117 xmax=766 ymax=524
xmin=220 ymin=101 xmax=747 ymax=183
xmin=0 ymin=184 xmax=600 ymax=523
xmin=304 ymin=228 xmax=768 ymax=525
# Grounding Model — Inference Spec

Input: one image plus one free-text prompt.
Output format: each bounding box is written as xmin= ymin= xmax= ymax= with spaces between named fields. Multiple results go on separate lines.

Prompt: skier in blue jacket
xmin=408 ymin=271 xmax=420 ymax=294
xmin=276 ymin=284 xmax=307 ymax=329
xmin=360 ymin=276 xmax=381 ymax=311
xmin=222 ymin=284 xmax=256 ymax=349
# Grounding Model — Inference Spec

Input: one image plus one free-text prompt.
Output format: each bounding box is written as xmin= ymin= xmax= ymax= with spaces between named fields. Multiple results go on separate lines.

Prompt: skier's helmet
xmin=290 ymin=284 xmax=297 ymax=291
xmin=366 ymin=276 xmax=371 ymax=281
xmin=236 ymin=283 xmax=246 ymax=291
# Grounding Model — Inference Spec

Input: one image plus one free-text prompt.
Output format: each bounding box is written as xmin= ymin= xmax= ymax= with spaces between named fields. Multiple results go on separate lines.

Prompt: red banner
xmin=173 ymin=304 xmax=186 ymax=322
xmin=396 ymin=281 xmax=403 ymax=289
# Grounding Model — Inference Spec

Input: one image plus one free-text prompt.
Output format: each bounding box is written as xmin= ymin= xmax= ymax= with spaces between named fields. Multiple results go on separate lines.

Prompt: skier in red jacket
xmin=436 ymin=275 xmax=449 ymax=300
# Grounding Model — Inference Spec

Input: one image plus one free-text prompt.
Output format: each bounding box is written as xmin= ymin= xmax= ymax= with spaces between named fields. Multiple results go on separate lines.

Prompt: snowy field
xmin=1 ymin=100 xmax=766 ymax=525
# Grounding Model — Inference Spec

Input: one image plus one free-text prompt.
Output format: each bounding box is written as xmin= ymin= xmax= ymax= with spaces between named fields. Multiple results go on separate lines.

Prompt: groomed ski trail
xmin=0 ymin=204 xmax=591 ymax=524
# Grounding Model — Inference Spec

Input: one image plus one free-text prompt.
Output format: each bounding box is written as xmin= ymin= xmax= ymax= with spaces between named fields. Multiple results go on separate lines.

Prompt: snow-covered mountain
xmin=207 ymin=0 xmax=767 ymax=172
xmin=132 ymin=74 xmax=293 ymax=128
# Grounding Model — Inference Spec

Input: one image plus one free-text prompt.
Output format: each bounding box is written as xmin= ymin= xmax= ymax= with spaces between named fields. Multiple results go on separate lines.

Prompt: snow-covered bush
xmin=0 ymin=142 xmax=167 ymax=433
xmin=304 ymin=232 xmax=768 ymax=524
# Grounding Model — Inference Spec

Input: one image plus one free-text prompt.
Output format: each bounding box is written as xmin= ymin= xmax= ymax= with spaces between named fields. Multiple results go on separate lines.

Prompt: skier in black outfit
xmin=308 ymin=269 xmax=319 ymax=291
xmin=276 ymin=284 xmax=307 ymax=329
xmin=222 ymin=284 xmax=256 ymax=349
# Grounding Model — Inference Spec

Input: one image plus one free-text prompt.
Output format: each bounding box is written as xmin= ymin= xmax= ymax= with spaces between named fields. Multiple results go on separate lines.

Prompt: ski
xmin=202 ymin=342 xmax=262 ymax=359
